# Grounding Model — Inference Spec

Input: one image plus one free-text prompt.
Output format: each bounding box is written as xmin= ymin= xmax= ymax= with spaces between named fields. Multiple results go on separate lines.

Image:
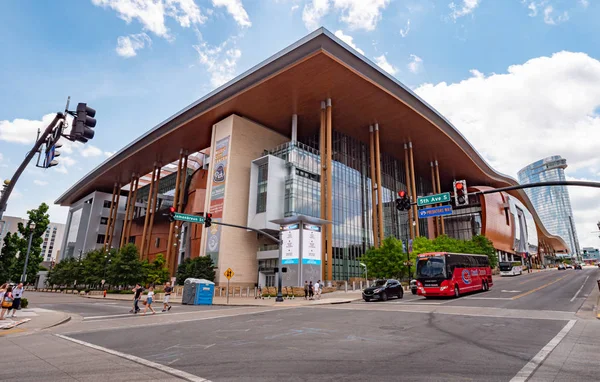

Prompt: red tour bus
xmin=415 ymin=252 xmax=493 ymax=298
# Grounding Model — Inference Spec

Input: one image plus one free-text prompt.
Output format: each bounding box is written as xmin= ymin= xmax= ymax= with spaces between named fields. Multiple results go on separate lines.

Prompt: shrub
xmin=20 ymin=298 xmax=29 ymax=309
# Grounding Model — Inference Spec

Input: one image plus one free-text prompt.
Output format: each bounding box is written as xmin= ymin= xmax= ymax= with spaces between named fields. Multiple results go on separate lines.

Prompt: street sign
xmin=224 ymin=268 xmax=234 ymax=279
xmin=417 ymin=192 xmax=451 ymax=207
xmin=418 ymin=205 xmax=453 ymax=219
xmin=174 ymin=212 xmax=205 ymax=224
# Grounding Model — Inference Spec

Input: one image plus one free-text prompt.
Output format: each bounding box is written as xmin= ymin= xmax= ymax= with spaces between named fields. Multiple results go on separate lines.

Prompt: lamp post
xmin=276 ymin=230 xmax=284 ymax=302
xmin=20 ymin=222 xmax=36 ymax=283
xmin=359 ymin=262 xmax=368 ymax=287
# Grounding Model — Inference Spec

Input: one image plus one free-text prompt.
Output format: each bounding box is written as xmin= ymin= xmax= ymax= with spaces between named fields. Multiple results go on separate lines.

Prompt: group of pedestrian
xmin=303 ymin=280 xmax=322 ymax=300
xmin=0 ymin=283 xmax=24 ymax=320
xmin=130 ymin=281 xmax=173 ymax=315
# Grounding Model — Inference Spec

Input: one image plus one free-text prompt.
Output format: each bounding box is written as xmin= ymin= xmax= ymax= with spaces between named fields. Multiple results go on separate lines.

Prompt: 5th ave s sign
xmin=417 ymin=192 xmax=451 ymax=207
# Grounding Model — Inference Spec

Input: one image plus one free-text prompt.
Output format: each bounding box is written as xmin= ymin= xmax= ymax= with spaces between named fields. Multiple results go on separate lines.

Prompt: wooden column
xmin=326 ymin=98 xmax=333 ymax=282
xmin=409 ymin=142 xmax=419 ymax=237
xmin=435 ymin=160 xmax=445 ymax=235
xmin=173 ymin=153 xmax=188 ymax=262
xmin=404 ymin=144 xmax=414 ymax=240
xmin=108 ymin=183 xmax=121 ymax=250
xmin=103 ymin=183 xmax=117 ymax=250
xmin=374 ymin=124 xmax=385 ymax=245
xmin=120 ymin=175 xmax=135 ymax=249
xmin=369 ymin=125 xmax=379 ymax=248
xmin=126 ymin=176 xmax=140 ymax=242
xmin=145 ymin=164 xmax=161 ymax=260
xmin=167 ymin=150 xmax=184 ymax=275
xmin=140 ymin=164 xmax=158 ymax=260
xmin=320 ymin=101 xmax=327 ymax=281
xmin=430 ymin=162 xmax=438 ymax=237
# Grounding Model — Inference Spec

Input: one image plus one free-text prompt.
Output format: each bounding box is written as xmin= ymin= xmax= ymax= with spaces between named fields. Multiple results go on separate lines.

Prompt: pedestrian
xmin=308 ymin=281 xmax=314 ymax=300
xmin=130 ymin=283 xmax=143 ymax=314
xmin=7 ymin=283 xmax=24 ymax=318
xmin=103 ymin=289 xmax=107 ymax=298
xmin=304 ymin=281 xmax=309 ymax=300
xmin=0 ymin=285 xmax=13 ymax=320
xmin=142 ymin=286 xmax=156 ymax=315
xmin=162 ymin=281 xmax=172 ymax=312
xmin=314 ymin=280 xmax=321 ymax=300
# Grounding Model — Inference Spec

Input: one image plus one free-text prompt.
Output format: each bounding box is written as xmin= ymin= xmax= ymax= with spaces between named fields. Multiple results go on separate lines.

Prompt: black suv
xmin=362 ymin=279 xmax=404 ymax=302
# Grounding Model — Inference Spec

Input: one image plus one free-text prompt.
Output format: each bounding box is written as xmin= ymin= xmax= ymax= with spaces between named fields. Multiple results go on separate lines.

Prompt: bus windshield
xmin=416 ymin=257 xmax=446 ymax=278
xmin=499 ymin=262 xmax=513 ymax=271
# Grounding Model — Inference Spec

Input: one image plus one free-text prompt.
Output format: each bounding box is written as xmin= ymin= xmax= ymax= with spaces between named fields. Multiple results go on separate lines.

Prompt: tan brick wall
xmin=216 ymin=115 xmax=288 ymax=287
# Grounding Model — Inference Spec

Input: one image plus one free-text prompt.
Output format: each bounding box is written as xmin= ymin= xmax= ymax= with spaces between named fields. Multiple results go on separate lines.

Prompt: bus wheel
xmin=454 ymin=286 xmax=460 ymax=298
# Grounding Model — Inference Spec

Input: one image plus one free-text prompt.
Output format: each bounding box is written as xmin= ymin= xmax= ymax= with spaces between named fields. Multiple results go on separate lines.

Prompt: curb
xmin=43 ymin=315 xmax=72 ymax=330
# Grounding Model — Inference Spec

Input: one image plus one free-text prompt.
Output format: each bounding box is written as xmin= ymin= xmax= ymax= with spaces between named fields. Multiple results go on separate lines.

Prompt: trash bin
xmin=182 ymin=278 xmax=215 ymax=305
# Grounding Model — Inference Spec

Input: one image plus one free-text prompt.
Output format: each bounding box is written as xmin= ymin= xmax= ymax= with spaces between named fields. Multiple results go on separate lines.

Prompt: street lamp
xmin=20 ymin=222 xmax=36 ymax=283
xmin=359 ymin=262 xmax=368 ymax=287
xmin=103 ymin=256 xmax=111 ymax=285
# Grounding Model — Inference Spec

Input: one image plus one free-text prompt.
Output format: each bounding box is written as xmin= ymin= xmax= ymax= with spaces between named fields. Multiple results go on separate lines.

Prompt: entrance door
xmin=265 ymin=274 xmax=275 ymax=287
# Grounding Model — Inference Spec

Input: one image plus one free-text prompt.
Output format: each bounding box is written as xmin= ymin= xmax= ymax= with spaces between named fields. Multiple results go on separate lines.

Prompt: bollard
xmin=219 ymin=287 xmax=222 ymax=297
xmin=254 ymin=287 xmax=257 ymax=298
xmin=360 ymin=281 xmax=363 ymax=290
xmin=352 ymin=281 xmax=356 ymax=291
xmin=246 ymin=287 xmax=250 ymax=297
xmin=344 ymin=281 xmax=348 ymax=292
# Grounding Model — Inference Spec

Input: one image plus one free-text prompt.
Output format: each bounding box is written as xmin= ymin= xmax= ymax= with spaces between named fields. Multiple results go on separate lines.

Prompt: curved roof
xmin=55 ymin=28 xmax=568 ymax=251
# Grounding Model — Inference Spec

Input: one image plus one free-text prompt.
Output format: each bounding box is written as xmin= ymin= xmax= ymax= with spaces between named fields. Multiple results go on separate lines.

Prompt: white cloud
xmin=0 ymin=113 xmax=57 ymax=144
xmin=333 ymin=0 xmax=390 ymax=31
xmin=291 ymin=4 xmax=299 ymax=12
xmin=448 ymin=0 xmax=480 ymax=21
xmin=408 ymin=54 xmax=423 ymax=73
xmin=334 ymin=30 xmax=365 ymax=55
xmin=92 ymin=0 xmax=206 ymax=39
xmin=194 ymin=37 xmax=242 ymax=88
xmin=104 ymin=151 xmax=115 ymax=157
xmin=212 ymin=0 xmax=251 ymax=27
xmin=580 ymin=0 xmax=589 ymax=8
xmin=60 ymin=157 xmax=76 ymax=167
xmin=543 ymin=5 xmax=569 ymax=25
xmin=415 ymin=52 xmax=600 ymax=249
xmin=302 ymin=0 xmax=389 ymax=31
xmin=0 ymin=153 xmax=3 ymax=162
xmin=80 ymin=145 xmax=103 ymax=158
xmin=116 ymin=33 xmax=152 ymax=57
xmin=54 ymin=166 xmax=68 ymax=174
xmin=374 ymin=54 xmax=397 ymax=75
xmin=302 ymin=0 xmax=330 ymax=31
xmin=400 ymin=19 xmax=410 ymax=38
xmin=527 ymin=2 xmax=538 ymax=17
xmin=34 ymin=180 xmax=49 ymax=186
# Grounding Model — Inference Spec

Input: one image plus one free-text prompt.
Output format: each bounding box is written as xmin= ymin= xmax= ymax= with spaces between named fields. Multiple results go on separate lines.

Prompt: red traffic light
xmin=206 ymin=213 xmax=212 ymax=218
xmin=398 ymin=190 xmax=406 ymax=198
xmin=169 ymin=206 xmax=176 ymax=213
xmin=455 ymin=182 xmax=464 ymax=191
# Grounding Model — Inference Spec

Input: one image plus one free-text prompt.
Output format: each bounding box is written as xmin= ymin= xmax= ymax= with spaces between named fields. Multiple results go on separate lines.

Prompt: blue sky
xmin=1 ymin=0 xmax=600 ymax=248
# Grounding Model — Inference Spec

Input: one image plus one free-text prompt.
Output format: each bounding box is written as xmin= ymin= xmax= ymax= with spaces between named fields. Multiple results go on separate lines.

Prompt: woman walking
xmin=0 ymin=285 xmax=14 ymax=320
xmin=142 ymin=286 xmax=156 ymax=315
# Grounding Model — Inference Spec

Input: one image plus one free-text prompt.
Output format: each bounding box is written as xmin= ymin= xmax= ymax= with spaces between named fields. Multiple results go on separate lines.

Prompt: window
xmin=96 ymin=234 xmax=106 ymax=244
xmin=155 ymin=237 xmax=160 ymax=248
xmin=256 ymin=163 xmax=268 ymax=213
xmin=103 ymin=200 xmax=112 ymax=208
xmin=100 ymin=217 xmax=109 ymax=225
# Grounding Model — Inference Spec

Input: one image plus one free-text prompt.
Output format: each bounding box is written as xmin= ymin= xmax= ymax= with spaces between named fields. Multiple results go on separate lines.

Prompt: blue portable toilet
xmin=192 ymin=278 xmax=215 ymax=305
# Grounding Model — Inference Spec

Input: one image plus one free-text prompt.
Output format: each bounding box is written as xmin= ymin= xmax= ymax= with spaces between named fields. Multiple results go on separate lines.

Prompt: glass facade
xmin=268 ymin=131 xmax=432 ymax=280
xmin=518 ymin=156 xmax=580 ymax=255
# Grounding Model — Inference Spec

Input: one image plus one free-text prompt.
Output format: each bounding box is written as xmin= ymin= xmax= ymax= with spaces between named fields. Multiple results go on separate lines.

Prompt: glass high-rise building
xmin=518 ymin=156 xmax=580 ymax=256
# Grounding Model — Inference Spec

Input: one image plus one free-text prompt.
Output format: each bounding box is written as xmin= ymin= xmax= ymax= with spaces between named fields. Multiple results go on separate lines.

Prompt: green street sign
xmin=417 ymin=192 xmax=451 ymax=207
xmin=174 ymin=212 xmax=205 ymax=224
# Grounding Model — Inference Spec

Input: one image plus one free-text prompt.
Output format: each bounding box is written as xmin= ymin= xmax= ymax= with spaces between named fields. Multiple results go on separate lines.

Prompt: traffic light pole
xmin=473 ymin=181 xmax=600 ymax=195
xmin=0 ymin=113 xmax=63 ymax=220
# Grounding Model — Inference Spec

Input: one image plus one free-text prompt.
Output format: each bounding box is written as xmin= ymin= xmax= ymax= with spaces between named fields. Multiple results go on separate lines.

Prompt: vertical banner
xmin=281 ymin=224 xmax=300 ymax=287
xmin=205 ymin=136 xmax=230 ymax=265
xmin=301 ymin=224 xmax=322 ymax=283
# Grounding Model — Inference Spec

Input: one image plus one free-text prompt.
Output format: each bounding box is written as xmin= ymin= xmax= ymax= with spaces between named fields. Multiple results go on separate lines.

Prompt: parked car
xmin=410 ymin=279 xmax=417 ymax=295
xmin=574 ymin=263 xmax=582 ymax=270
xmin=557 ymin=264 xmax=566 ymax=270
xmin=566 ymin=264 xmax=573 ymax=269
xmin=363 ymin=279 xmax=404 ymax=302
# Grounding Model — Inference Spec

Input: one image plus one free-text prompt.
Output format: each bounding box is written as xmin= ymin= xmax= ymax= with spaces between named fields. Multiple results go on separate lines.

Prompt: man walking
xmin=8 ymin=283 xmax=24 ymax=318
xmin=314 ymin=280 xmax=321 ymax=300
xmin=130 ymin=284 xmax=143 ymax=314
xmin=304 ymin=281 xmax=309 ymax=300
xmin=162 ymin=282 xmax=173 ymax=312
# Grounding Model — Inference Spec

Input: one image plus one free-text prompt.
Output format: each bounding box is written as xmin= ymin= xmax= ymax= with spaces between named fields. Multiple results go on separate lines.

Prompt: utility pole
xmin=20 ymin=222 xmax=36 ymax=284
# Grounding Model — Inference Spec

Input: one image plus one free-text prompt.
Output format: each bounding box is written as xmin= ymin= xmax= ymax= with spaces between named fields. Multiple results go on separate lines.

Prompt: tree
xmin=107 ymin=244 xmax=144 ymax=287
xmin=47 ymin=257 xmax=79 ymax=287
xmin=0 ymin=203 xmax=50 ymax=283
xmin=144 ymin=254 xmax=170 ymax=286
xmin=81 ymin=249 xmax=113 ymax=288
xmin=360 ymin=237 xmax=411 ymax=280
xmin=411 ymin=235 xmax=498 ymax=268
xmin=175 ymin=256 xmax=215 ymax=285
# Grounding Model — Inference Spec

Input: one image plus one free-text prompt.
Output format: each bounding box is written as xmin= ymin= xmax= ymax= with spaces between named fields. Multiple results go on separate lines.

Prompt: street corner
xmin=1 ymin=308 xmax=72 ymax=335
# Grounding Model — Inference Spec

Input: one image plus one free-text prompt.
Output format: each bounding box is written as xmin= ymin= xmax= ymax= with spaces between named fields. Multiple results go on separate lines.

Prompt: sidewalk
xmin=0 ymin=333 xmax=184 ymax=381
xmin=0 ymin=308 xmax=70 ymax=337
xmin=83 ymin=289 xmax=363 ymax=306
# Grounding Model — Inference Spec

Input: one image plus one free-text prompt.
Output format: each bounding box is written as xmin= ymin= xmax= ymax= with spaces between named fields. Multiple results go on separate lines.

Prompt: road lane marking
xmin=56 ymin=334 xmax=210 ymax=382
xmin=570 ymin=276 xmax=589 ymax=302
xmin=511 ymin=275 xmax=569 ymax=300
xmin=501 ymin=290 xmax=522 ymax=293
xmin=516 ymin=271 xmax=558 ymax=285
xmin=510 ymin=319 xmax=576 ymax=382
xmin=83 ymin=307 xmax=242 ymax=321
xmin=463 ymin=297 xmax=513 ymax=300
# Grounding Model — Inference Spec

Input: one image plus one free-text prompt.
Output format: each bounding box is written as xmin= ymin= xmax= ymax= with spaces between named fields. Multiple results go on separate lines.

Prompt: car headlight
xmin=374 ymin=288 xmax=384 ymax=293
xmin=440 ymin=286 xmax=448 ymax=291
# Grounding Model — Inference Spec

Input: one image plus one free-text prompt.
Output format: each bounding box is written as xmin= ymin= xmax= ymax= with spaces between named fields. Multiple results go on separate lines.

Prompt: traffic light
xmin=168 ymin=206 xmax=176 ymax=222
xmin=70 ymin=103 xmax=96 ymax=143
xmin=204 ymin=213 xmax=212 ymax=228
xmin=396 ymin=190 xmax=411 ymax=211
xmin=453 ymin=180 xmax=469 ymax=207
